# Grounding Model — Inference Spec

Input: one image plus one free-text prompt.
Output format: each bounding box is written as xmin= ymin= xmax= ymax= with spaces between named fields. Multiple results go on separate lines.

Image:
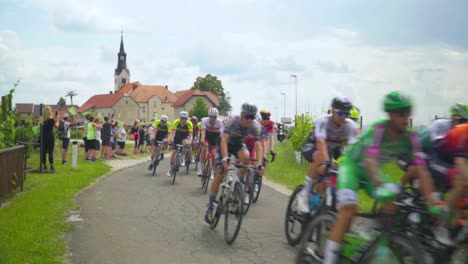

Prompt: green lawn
xmin=266 ymin=140 xmax=405 ymax=212
xmin=0 ymin=140 xmax=116 ymax=264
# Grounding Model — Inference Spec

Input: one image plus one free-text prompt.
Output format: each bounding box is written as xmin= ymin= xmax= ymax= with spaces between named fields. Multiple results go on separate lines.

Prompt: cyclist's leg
xmin=298 ymin=143 xmax=323 ymax=211
xmin=205 ymin=143 xmax=231 ymax=222
xmin=323 ymin=160 xmax=363 ymax=264
xmin=198 ymin=141 xmax=208 ymax=175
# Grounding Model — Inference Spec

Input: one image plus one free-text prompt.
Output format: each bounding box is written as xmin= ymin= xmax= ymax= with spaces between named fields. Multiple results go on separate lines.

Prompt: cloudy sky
xmin=1 ymin=0 xmax=467 ymax=124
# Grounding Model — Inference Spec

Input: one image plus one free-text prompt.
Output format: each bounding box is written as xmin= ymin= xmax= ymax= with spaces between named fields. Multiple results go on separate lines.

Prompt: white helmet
xmin=160 ymin=115 xmax=168 ymax=122
xmin=208 ymin=107 xmax=219 ymax=117
xmin=179 ymin=111 xmax=189 ymax=119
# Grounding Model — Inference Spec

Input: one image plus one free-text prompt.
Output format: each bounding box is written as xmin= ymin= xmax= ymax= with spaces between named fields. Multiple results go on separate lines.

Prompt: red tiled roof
xmin=174 ymin=90 xmax=190 ymax=98
xmin=172 ymin=89 xmax=220 ymax=107
xmin=78 ymin=93 xmax=124 ymax=113
xmin=15 ymin=103 xmax=34 ymax=113
xmin=116 ymin=82 xmax=140 ymax=95
xmin=130 ymin=85 xmax=178 ymax=103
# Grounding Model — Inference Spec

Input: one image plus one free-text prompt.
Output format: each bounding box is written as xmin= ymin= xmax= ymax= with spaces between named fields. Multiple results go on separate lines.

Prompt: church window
xmin=122 ymin=78 xmax=126 ymax=84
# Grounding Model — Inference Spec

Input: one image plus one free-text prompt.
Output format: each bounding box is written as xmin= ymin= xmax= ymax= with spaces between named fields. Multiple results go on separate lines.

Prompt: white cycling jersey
xmin=201 ymin=117 xmax=224 ymax=133
xmin=313 ymin=114 xmax=357 ymax=151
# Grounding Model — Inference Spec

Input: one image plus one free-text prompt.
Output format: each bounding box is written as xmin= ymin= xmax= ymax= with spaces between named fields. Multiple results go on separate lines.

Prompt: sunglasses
xmin=392 ymin=108 xmax=412 ymax=117
xmin=335 ymin=110 xmax=350 ymax=117
xmin=455 ymin=117 xmax=467 ymax=123
xmin=244 ymin=114 xmax=256 ymax=120
xmin=262 ymin=116 xmax=270 ymax=120
xmin=181 ymin=117 xmax=188 ymax=121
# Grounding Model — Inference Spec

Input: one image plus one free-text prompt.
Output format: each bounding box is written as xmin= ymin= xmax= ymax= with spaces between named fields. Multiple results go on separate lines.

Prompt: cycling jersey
xmin=313 ymin=114 xmax=357 ymax=150
xmin=223 ymin=116 xmax=262 ymax=145
xmin=302 ymin=114 xmax=357 ymax=162
xmin=260 ymin=119 xmax=276 ymax=134
xmin=171 ymin=119 xmax=193 ymax=134
xmin=439 ymin=123 xmax=468 ymax=159
xmin=154 ymin=120 xmax=172 ymax=141
xmin=154 ymin=120 xmax=172 ymax=133
xmin=201 ymin=117 xmax=223 ymax=146
xmin=337 ymin=119 xmax=426 ymax=208
xmin=191 ymin=118 xmax=199 ymax=135
xmin=419 ymin=119 xmax=451 ymax=153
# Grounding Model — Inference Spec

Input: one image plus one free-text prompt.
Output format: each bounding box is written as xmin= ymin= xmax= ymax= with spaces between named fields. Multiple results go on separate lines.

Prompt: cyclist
xmin=438 ymin=123 xmax=468 ymax=221
xmin=298 ymin=96 xmax=357 ymax=213
xmin=204 ymin=103 xmax=264 ymax=224
xmin=197 ymin=108 xmax=224 ymax=176
xmin=349 ymin=106 xmax=362 ymax=134
xmin=322 ymin=91 xmax=440 ymax=264
xmin=148 ymin=115 xmax=171 ymax=170
xmin=191 ymin=116 xmax=200 ymax=162
xmin=419 ymin=104 xmax=467 ymax=188
xmin=167 ymin=111 xmax=193 ymax=177
xmin=259 ymin=109 xmax=276 ymax=157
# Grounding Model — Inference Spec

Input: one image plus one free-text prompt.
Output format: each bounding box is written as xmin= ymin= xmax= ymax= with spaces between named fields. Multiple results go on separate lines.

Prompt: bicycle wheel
xmin=285 ymin=185 xmax=309 ymax=246
xmin=295 ymin=213 xmax=336 ymax=264
xmin=202 ymin=160 xmax=211 ymax=194
xmin=185 ymin=151 xmax=191 ymax=175
xmin=252 ymin=171 xmax=262 ymax=203
xmin=172 ymin=154 xmax=181 ymax=184
xmin=194 ymin=147 xmax=201 ymax=170
xmin=210 ymin=197 xmax=223 ymax=230
xmin=224 ymin=181 xmax=244 ymax=245
xmin=361 ymin=233 xmax=426 ymax=264
xmin=242 ymin=171 xmax=255 ymax=215
xmin=152 ymin=150 xmax=160 ymax=176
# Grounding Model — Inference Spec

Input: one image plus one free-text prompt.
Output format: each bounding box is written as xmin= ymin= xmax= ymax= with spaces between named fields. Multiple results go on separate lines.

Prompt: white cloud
xmin=2 ymin=1 xmax=468 ymax=126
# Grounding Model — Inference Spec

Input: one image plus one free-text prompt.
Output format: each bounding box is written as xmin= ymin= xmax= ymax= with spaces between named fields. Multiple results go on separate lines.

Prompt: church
xmin=77 ymin=34 xmax=220 ymax=123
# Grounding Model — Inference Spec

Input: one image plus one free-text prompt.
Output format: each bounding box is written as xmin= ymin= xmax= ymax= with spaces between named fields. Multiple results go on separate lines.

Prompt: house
xmin=116 ymin=82 xmax=179 ymax=121
xmin=171 ymin=89 xmax=220 ymax=114
xmin=15 ymin=103 xmax=80 ymax=125
xmin=15 ymin=103 xmax=34 ymax=126
xmin=77 ymin=33 xmax=221 ymax=124
xmin=77 ymin=93 xmax=140 ymax=125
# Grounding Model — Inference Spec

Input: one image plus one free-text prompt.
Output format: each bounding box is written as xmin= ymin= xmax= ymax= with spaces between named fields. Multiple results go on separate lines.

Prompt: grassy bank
xmin=266 ymin=140 xmax=405 ymax=212
xmin=0 ymin=142 xmax=113 ymax=263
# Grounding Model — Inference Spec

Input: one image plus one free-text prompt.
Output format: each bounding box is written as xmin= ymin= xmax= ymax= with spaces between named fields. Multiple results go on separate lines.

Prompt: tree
xmin=57 ymin=97 xmax=66 ymax=107
xmin=191 ymin=74 xmax=232 ymax=115
xmin=189 ymin=98 xmax=209 ymax=119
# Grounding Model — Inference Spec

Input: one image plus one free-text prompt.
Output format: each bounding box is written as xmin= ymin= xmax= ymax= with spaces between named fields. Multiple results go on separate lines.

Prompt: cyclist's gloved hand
xmin=373 ymin=185 xmax=398 ymax=203
xmin=427 ymin=206 xmax=443 ymax=217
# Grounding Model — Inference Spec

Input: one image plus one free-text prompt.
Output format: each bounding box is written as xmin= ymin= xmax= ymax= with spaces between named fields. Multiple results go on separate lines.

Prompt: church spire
xmin=115 ymin=30 xmax=128 ymax=76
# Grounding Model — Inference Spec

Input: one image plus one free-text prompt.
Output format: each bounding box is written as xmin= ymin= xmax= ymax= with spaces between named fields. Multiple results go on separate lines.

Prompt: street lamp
xmin=280 ymin=92 xmax=286 ymax=117
xmin=290 ymin=74 xmax=297 ymax=116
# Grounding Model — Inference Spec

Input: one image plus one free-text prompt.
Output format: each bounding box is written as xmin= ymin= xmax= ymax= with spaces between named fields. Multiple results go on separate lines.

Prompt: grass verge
xmin=0 ymin=141 xmax=111 ymax=264
xmin=266 ymin=140 xmax=405 ymax=212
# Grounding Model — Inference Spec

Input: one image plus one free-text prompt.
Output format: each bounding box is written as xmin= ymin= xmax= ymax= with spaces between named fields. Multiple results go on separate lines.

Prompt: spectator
xmin=61 ymin=113 xmax=71 ymax=165
xmin=94 ymin=117 xmax=103 ymax=159
xmin=86 ymin=116 xmax=98 ymax=162
xmin=83 ymin=114 xmax=91 ymax=160
xmin=117 ymin=122 xmax=128 ymax=156
xmin=138 ymin=123 xmax=145 ymax=153
xmin=41 ymin=106 xmax=59 ymax=172
xmin=101 ymin=116 xmax=112 ymax=160
xmin=110 ymin=122 xmax=119 ymax=158
xmin=129 ymin=120 xmax=140 ymax=154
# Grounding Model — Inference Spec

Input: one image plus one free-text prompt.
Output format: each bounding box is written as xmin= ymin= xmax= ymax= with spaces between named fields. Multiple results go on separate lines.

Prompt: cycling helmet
xmin=160 ymin=115 xmax=168 ymax=122
xmin=383 ymin=91 xmax=413 ymax=112
xmin=241 ymin=103 xmax=258 ymax=115
xmin=191 ymin=116 xmax=198 ymax=123
xmin=260 ymin=109 xmax=271 ymax=117
xmin=331 ymin=96 xmax=352 ymax=111
xmin=208 ymin=107 xmax=219 ymax=117
xmin=349 ymin=107 xmax=360 ymax=120
xmin=179 ymin=111 xmax=189 ymax=119
xmin=450 ymin=103 xmax=468 ymax=118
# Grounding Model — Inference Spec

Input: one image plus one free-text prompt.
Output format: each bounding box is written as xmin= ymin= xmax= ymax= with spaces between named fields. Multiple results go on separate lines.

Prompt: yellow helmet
xmin=260 ymin=109 xmax=271 ymax=117
xmin=349 ymin=107 xmax=360 ymax=120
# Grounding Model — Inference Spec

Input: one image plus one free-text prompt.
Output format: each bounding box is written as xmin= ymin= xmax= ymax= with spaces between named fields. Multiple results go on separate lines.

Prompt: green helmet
xmin=383 ymin=91 xmax=413 ymax=112
xmin=349 ymin=107 xmax=360 ymax=120
xmin=450 ymin=103 xmax=468 ymax=118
